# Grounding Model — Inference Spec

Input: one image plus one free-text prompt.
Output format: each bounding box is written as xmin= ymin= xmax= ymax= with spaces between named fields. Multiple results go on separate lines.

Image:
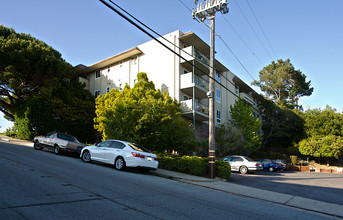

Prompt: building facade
xmin=76 ymin=30 xmax=261 ymax=140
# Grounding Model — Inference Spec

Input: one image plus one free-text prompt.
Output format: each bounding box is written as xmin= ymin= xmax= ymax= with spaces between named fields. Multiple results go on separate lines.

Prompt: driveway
xmin=229 ymin=171 xmax=343 ymax=205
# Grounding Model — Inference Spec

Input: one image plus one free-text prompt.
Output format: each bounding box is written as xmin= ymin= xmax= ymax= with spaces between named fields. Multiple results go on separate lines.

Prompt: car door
xmin=91 ymin=141 xmax=112 ymax=163
xmin=103 ymin=141 xmax=125 ymax=164
xmin=46 ymin=133 xmax=56 ymax=147
xmin=230 ymin=156 xmax=244 ymax=171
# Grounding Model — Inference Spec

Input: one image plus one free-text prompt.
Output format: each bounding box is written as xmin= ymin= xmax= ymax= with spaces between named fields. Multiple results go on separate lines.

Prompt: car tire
xmin=114 ymin=157 xmax=126 ymax=171
xmin=268 ymin=167 xmax=274 ymax=172
xmin=81 ymin=151 xmax=91 ymax=163
xmin=34 ymin=141 xmax=42 ymax=150
xmin=54 ymin=145 xmax=61 ymax=155
xmin=239 ymin=166 xmax=248 ymax=174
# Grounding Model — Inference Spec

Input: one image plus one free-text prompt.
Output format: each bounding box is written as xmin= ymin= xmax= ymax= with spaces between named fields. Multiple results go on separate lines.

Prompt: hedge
xmin=157 ymin=155 xmax=231 ymax=180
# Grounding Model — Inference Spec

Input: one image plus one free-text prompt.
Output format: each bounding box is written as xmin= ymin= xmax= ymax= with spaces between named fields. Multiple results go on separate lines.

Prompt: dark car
xmin=259 ymin=159 xmax=283 ymax=172
xmin=275 ymin=159 xmax=287 ymax=171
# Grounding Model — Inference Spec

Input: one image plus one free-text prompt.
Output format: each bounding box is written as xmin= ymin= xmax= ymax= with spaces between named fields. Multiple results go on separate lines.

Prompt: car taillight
xmin=255 ymin=163 xmax=260 ymax=167
xmin=131 ymin=152 xmax=145 ymax=159
xmin=154 ymin=157 xmax=158 ymax=161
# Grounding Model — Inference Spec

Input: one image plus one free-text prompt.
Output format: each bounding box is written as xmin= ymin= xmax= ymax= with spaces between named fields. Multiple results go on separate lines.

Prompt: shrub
xmin=157 ymin=154 xmax=231 ymax=180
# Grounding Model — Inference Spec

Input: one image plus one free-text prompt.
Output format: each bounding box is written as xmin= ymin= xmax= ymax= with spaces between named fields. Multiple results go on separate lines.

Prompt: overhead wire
xmin=177 ymin=0 xmax=257 ymax=82
xmin=232 ymin=0 xmax=274 ymax=60
xmin=100 ymin=0 xmax=250 ymax=107
xmin=246 ymin=0 xmax=278 ymax=59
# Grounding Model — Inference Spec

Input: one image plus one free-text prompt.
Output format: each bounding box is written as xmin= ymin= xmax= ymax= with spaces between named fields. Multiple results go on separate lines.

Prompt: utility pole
xmin=193 ymin=0 xmax=229 ymax=179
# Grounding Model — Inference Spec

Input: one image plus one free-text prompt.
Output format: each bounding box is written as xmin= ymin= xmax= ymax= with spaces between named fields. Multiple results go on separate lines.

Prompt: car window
xmin=127 ymin=143 xmax=149 ymax=152
xmin=232 ymin=157 xmax=243 ymax=162
xmin=48 ymin=133 xmax=55 ymax=138
xmin=97 ymin=141 xmax=112 ymax=148
xmin=110 ymin=141 xmax=125 ymax=149
xmin=223 ymin=156 xmax=232 ymax=162
xmin=244 ymin=157 xmax=254 ymax=162
xmin=57 ymin=133 xmax=77 ymax=142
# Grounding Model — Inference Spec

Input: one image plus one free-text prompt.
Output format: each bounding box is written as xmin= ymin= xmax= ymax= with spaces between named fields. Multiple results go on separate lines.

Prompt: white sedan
xmin=80 ymin=140 xmax=158 ymax=171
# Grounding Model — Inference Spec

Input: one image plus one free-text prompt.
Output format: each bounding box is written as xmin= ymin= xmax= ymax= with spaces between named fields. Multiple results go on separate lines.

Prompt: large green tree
xmin=0 ymin=25 xmax=73 ymax=120
xmin=94 ymin=72 xmax=195 ymax=153
xmin=298 ymin=106 xmax=343 ymax=163
xmin=0 ymin=25 xmax=95 ymax=142
xmin=229 ymin=99 xmax=262 ymax=154
xmin=252 ymin=59 xmax=313 ymax=109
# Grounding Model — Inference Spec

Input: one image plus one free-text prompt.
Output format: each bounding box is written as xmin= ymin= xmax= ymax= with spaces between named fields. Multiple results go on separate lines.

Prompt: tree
xmin=94 ymin=72 xmax=196 ymax=153
xmin=252 ymin=59 xmax=313 ymax=109
xmin=0 ymin=25 xmax=96 ymax=142
xmin=0 ymin=25 xmax=73 ymax=120
xmin=298 ymin=106 xmax=343 ymax=163
xmin=215 ymin=124 xmax=244 ymax=157
xmin=229 ymin=99 xmax=262 ymax=154
xmin=257 ymin=96 xmax=305 ymax=150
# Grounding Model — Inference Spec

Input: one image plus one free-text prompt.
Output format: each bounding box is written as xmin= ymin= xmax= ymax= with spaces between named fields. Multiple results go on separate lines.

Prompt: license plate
xmin=147 ymin=157 xmax=152 ymax=161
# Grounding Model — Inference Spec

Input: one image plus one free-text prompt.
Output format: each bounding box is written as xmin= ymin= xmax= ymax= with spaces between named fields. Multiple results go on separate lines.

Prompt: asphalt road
xmin=0 ymin=141 xmax=338 ymax=219
xmin=229 ymin=170 xmax=343 ymax=205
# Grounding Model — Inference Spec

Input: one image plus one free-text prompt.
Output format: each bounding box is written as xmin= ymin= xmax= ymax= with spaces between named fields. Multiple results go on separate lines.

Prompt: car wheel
xmin=268 ymin=167 xmax=274 ymax=172
xmin=54 ymin=145 xmax=61 ymax=155
xmin=239 ymin=166 xmax=248 ymax=174
xmin=81 ymin=151 xmax=91 ymax=163
xmin=34 ymin=141 xmax=42 ymax=150
xmin=114 ymin=157 xmax=126 ymax=171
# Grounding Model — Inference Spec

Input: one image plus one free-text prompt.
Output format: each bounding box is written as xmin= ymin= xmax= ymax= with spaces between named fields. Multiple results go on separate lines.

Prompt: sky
xmin=1 ymin=0 xmax=343 ymax=132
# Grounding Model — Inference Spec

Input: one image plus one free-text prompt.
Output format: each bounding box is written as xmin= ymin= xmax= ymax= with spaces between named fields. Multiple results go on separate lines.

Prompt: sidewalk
xmin=1 ymin=135 xmax=342 ymax=218
xmin=153 ymin=167 xmax=343 ymax=218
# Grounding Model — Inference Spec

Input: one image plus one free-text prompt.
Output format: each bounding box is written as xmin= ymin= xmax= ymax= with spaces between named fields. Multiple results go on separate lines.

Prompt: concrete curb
xmin=153 ymin=169 xmax=343 ymax=218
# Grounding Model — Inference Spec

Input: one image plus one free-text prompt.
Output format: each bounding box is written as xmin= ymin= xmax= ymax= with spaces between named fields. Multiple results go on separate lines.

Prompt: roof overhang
xmin=75 ymin=47 xmax=143 ymax=75
xmin=233 ymin=76 xmax=258 ymax=97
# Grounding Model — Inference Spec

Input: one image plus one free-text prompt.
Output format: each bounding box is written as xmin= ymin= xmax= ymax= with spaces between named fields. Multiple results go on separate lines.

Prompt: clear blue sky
xmin=1 ymin=0 xmax=342 ymax=132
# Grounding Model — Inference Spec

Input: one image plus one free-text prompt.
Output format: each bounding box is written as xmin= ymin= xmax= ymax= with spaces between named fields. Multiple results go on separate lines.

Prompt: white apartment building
xmin=76 ymin=30 xmax=261 ymax=140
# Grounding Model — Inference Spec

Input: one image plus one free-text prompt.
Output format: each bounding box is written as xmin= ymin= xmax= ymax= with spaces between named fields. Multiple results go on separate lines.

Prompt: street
xmin=229 ymin=171 xmax=343 ymax=205
xmin=0 ymin=141 xmax=338 ymax=219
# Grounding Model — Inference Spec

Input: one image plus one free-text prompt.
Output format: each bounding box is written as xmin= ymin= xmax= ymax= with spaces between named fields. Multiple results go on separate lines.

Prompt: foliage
xmin=252 ymin=59 xmax=313 ymax=109
xmin=94 ymin=72 xmax=196 ymax=153
xmin=0 ymin=25 xmax=73 ymax=120
xmin=298 ymin=106 xmax=343 ymax=162
xmin=257 ymin=97 xmax=305 ymax=149
xmin=15 ymin=81 xmax=95 ymax=142
xmin=229 ymin=99 xmax=262 ymax=154
xmin=5 ymin=126 xmax=17 ymax=137
xmin=0 ymin=26 xmax=95 ymax=142
xmin=215 ymin=124 xmax=244 ymax=157
xmin=157 ymin=154 xmax=231 ymax=179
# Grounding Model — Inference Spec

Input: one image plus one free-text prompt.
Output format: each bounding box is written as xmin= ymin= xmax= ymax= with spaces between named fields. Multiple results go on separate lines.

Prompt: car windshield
xmin=127 ymin=143 xmax=149 ymax=153
xmin=57 ymin=133 xmax=77 ymax=142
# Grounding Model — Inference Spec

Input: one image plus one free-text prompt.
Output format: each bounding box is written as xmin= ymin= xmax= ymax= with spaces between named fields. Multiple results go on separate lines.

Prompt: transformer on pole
xmin=192 ymin=0 xmax=229 ymax=179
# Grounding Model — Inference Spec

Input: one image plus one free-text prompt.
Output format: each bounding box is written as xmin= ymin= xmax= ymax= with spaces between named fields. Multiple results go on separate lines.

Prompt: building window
xmin=216 ymin=88 xmax=221 ymax=103
xmin=134 ymin=79 xmax=138 ymax=85
xmin=119 ymin=83 xmax=123 ymax=92
xmin=95 ymin=70 xmax=101 ymax=79
xmin=216 ymin=71 xmax=220 ymax=83
xmin=94 ymin=90 xmax=100 ymax=98
xmin=106 ymin=87 xmax=110 ymax=93
xmin=235 ymin=84 xmax=239 ymax=94
xmin=216 ymin=110 xmax=221 ymax=123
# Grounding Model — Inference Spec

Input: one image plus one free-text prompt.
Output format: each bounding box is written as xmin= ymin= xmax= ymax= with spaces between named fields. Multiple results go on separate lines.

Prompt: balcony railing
xmin=181 ymin=46 xmax=210 ymax=67
xmin=180 ymin=99 xmax=209 ymax=116
xmin=194 ymin=75 xmax=209 ymax=91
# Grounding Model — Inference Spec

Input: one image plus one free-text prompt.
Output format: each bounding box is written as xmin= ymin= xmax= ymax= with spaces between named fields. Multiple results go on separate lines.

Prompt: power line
xmin=177 ymin=0 xmax=257 ymax=82
xmin=100 ymin=0 xmax=243 ymax=102
xmin=233 ymin=0 xmax=273 ymax=60
xmin=246 ymin=0 xmax=278 ymax=59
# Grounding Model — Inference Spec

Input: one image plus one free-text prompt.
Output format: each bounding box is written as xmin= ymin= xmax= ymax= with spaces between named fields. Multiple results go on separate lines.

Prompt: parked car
xmin=33 ymin=132 xmax=86 ymax=155
xmin=258 ymin=159 xmax=284 ymax=172
xmin=275 ymin=159 xmax=287 ymax=171
xmin=222 ymin=155 xmax=263 ymax=174
xmin=80 ymin=140 xmax=158 ymax=171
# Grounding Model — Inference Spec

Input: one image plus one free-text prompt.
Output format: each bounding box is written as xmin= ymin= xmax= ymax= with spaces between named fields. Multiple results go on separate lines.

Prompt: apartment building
xmin=76 ymin=30 xmax=261 ymax=140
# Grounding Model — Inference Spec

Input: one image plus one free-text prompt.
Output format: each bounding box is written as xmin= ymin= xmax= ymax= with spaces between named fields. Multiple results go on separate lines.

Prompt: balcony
xmin=240 ymin=92 xmax=256 ymax=106
xmin=180 ymin=99 xmax=209 ymax=121
xmin=181 ymin=73 xmax=209 ymax=99
xmin=180 ymin=46 xmax=210 ymax=75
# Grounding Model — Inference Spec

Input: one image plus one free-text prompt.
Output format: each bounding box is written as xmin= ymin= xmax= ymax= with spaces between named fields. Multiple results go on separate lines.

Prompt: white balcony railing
xmin=180 ymin=99 xmax=209 ymax=116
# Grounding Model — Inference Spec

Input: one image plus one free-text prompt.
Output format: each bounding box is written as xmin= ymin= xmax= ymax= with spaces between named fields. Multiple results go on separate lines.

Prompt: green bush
xmin=157 ymin=154 xmax=231 ymax=180
xmin=5 ymin=126 xmax=17 ymax=137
